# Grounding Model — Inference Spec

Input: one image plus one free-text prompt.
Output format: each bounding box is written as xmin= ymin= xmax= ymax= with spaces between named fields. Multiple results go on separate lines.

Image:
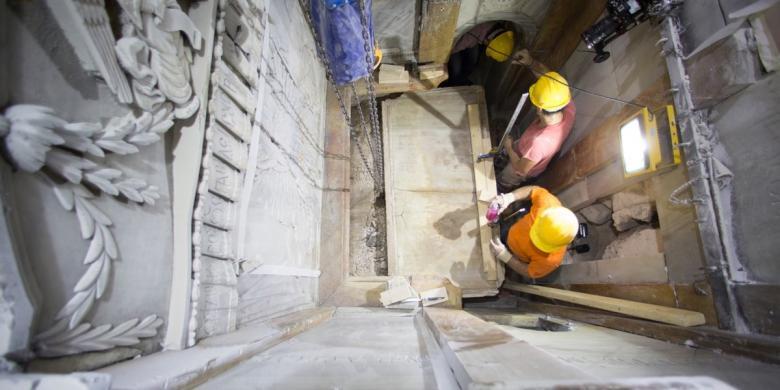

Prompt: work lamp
xmin=619 ymin=105 xmax=680 ymax=177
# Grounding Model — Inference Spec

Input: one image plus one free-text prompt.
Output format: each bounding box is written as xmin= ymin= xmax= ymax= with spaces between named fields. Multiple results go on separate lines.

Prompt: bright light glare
xmin=620 ymin=118 xmax=648 ymax=174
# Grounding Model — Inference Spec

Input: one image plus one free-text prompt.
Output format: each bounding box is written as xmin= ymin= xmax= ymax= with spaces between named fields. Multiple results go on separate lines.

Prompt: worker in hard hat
xmin=497 ymin=49 xmax=576 ymax=191
xmin=488 ymin=185 xmax=579 ymax=280
xmin=442 ymin=21 xmax=517 ymax=87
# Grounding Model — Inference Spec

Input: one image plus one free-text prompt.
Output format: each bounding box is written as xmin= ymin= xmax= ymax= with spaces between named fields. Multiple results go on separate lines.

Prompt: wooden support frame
xmin=504 ymin=282 xmax=706 ymax=327
xmin=467 ymin=104 xmax=498 ymax=281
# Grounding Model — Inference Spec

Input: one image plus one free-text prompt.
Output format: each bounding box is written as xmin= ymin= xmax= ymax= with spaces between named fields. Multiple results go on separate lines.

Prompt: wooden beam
xmin=519 ymin=301 xmax=780 ymax=365
xmin=467 ymin=104 xmax=498 ymax=281
xmin=417 ymin=0 xmax=461 ymax=64
xmin=563 ymin=283 xmax=719 ymax=326
xmin=504 ymin=282 xmax=706 ymax=327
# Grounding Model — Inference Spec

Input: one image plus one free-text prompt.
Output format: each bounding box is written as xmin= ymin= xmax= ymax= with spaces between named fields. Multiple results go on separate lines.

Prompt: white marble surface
xmin=199 ymin=308 xmax=435 ymax=390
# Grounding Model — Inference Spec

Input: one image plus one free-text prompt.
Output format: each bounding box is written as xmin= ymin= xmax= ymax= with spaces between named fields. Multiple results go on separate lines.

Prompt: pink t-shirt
xmin=512 ymin=102 xmax=576 ymax=178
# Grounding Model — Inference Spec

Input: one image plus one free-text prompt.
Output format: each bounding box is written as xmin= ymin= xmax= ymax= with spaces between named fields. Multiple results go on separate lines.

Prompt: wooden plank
xmin=504 ymin=282 xmax=706 ymax=327
xmin=564 ymin=283 xmax=719 ymax=326
xmin=547 ymin=254 xmax=668 ymax=285
xmin=355 ymin=67 xmax=449 ymax=98
xmin=519 ymin=301 xmax=780 ymax=365
xmin=467 ymin=104 xmax=497 ymax=281
xmin=423 ymin=308 xmax=591 ymax=389
xmin=417 ymin=0 xmax=461 ymax=63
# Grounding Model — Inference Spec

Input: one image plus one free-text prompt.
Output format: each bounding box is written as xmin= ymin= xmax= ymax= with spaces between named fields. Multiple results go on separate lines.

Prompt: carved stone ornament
xmin=0 ymin=104 xmax=173 ymax=357
xmin=115 ymin=0 xmax=203 ymax=118
xmin=2 ymin=0 xmax=204 ymax=358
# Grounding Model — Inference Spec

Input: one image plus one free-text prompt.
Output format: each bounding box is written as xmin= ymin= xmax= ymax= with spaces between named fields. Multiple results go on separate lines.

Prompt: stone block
xmin=579 ymin=202 xmax=612 ymax=225
xmin=685 ymin=26 xmax=762 ymax=108
xmin=603 ymin=226 xmax=660 ymax=259
xmin=612 ymin=203 xmax=654 ymax=232
xmin=612 ymin=189 xmax=651 ymax=211
xmin=378 ymin=64 xmax=409 ymax=84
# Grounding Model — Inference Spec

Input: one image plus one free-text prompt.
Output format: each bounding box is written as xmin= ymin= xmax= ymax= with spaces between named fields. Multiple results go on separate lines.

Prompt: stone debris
xmin=603 ymin=226 xmax=660 ymax=259
xmin=579 ymin=202 xmax=612 ymax=225
xmin=611 ymin=189 xmax=655 ymax=231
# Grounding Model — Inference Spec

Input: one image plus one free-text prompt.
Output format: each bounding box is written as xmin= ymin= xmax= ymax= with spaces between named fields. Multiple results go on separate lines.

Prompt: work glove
xmin=490 ymin=192 xmax=516 ymax=215
xmin=490 ymin=237 xmax=513 ymax=264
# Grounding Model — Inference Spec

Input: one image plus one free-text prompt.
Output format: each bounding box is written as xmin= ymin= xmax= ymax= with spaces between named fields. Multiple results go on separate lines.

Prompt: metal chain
xmin=349 ymin=82 xmax=379 ymax=173
xmin=357 ymin=0 xmax=385 ymax=194
xmin=299 ymin=0 xmax=379 ymax=186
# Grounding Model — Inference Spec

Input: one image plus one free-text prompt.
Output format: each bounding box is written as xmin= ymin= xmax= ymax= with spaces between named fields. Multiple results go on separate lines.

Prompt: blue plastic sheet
xmin=311 ymin=0 xmax=374 ymax=86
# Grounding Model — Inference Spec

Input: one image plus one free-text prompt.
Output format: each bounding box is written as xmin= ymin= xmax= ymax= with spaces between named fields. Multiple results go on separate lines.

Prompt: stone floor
xmin=496 ymin=317 xmax=780 ymax=389
xmin=197 ymin=308 xmax=434 ymax=389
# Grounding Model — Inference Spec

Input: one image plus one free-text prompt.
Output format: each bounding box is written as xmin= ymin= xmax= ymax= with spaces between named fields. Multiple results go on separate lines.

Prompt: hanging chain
xmin=299 ymin=0 xmax=380 ymax=187
xmin=349 ymin=82 xmax=381 ymax=182
xmin=357 ymin=0 xmax=385 ymax=194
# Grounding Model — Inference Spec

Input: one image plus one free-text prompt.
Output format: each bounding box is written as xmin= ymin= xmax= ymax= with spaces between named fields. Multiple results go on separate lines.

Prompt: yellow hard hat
xmin=373 ymin=42 xmax=383 ymax=70
xmin=529 ymin=71 xmax=571 ymax=111
xmin=486 ymin=31 xmax=514 ymax=62
xmin=529 ymin=206 xmax=579 ymax=253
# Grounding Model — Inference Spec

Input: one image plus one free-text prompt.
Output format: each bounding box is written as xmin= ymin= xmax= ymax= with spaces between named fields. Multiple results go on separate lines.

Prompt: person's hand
xmin=502 ymin=135 xmax=514 ymax=150
xmin=490 ymin=237 xmax=513 ymax=263
xmin=489 ymin=192 xmax=516 ymax=214
xmin=512 ymin=49 xmax=533 ymax=66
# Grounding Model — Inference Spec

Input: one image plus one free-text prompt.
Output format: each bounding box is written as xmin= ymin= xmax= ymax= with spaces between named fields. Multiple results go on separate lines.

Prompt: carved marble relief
xmin=207 ymin=158 xmax=241 ymax=201
xmin=211 ymin=125 xmax=249 ymax=170
xmin=200 ymin=192 xmax=236 ymax=230
xmin=0 ymin=105 xmax=169 ymax=357
xmin=212 ymin=91 xmax=253 ymax=142
xmin=115 ymin=0 xmax=203 ymax=118
xmin=3 ymin=0 xmax=204 ymax=358
xmin=190 ymin=0 xmax=269 ymax=346
xmin=45 ymin=0 xmax=134 ymax=104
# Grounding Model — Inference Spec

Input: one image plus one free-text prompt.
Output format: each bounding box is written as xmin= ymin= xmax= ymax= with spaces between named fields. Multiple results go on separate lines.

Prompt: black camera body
xmin=582 ymin=0 xmax=680 ymax=63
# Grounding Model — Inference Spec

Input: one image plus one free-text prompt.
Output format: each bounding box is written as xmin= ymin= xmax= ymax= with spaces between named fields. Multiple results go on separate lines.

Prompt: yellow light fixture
xmin=619 ymin=105 xmax=681 ymax=177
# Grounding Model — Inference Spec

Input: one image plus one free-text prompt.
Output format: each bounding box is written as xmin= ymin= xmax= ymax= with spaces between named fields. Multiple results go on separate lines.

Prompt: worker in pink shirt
xmin=498 ymin=49 xmax=576 ymax=191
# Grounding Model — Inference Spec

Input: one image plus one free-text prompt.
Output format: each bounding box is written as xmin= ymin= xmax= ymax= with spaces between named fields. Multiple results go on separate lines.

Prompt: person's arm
xmin=505 ymin=136 xmax=536 ymax=178
xmin=490 ymin=237 xmax=531 ymax=278
xmin=512 ymin=49 xmax=550 ymax=77
xmin=509 ymin=185 xmax=538 ymax=202
xmin=505 ymin=257 xmax=531 ymax=279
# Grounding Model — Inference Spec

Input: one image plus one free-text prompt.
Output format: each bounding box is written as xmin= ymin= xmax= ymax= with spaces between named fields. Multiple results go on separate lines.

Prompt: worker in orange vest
xmin=488 ymin=185 xmax=579 ymax=280
xmin=498 ymin=50 xmax=576 ymax=192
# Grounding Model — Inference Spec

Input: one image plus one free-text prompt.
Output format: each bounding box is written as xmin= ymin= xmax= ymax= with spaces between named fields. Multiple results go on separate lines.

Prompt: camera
xmin=582 ymin=0 xmax=680 ymax=63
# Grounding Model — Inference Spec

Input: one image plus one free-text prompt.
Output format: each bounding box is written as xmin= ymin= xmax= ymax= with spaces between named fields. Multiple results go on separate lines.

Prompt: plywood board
xmin=383 ymin=87 xmax=500 ymax=296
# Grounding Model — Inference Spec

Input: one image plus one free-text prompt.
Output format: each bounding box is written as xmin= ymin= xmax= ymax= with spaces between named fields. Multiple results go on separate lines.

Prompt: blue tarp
xmin=311 ymin=0 xmax=374 ymax=86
